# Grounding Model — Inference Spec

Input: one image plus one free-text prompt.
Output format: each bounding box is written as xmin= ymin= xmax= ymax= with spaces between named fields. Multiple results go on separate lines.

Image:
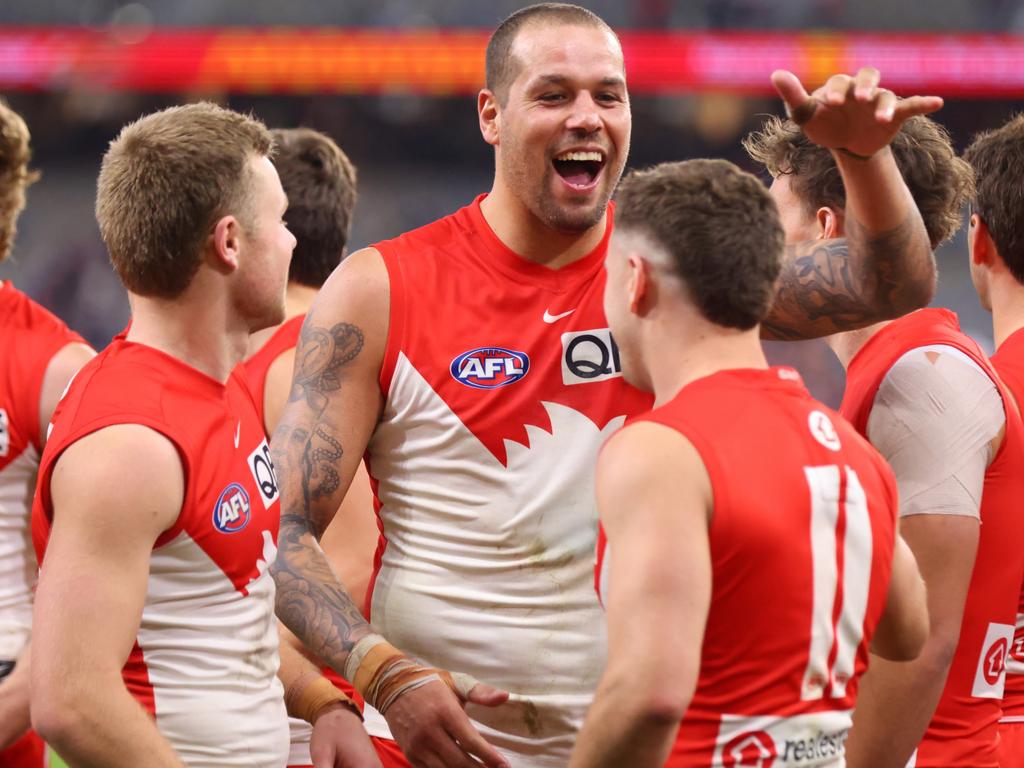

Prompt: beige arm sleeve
xmin=866 ymin=345 xmax=1004 ymax=519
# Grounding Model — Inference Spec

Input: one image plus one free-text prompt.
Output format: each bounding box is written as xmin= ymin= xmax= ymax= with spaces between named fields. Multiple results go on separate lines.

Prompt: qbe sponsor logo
xmin=0 ymin=408 xmax=8 ymax=456
xmin=714 ymin=711 xmax=851 ymax=766
xmin=561 ymin=328 xmax=622 ymax=385
xmin=213 ymin=482 xmax=251 ymax=534
xmin=972 ymin=622 xmax=1014 ymax=698
xmin=450 ymin=347 xmax=530 ymax=389
xmin=248 ymin=439 xmax=280 ymax=509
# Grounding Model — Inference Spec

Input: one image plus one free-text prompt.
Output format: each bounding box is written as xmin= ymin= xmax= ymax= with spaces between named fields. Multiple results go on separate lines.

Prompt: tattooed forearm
xmin=762 ymin=211 xmax=932 ymax=340
xmin=270 ymin=318 xmax=371 ymax=672
xmin=288 ymin=321 xmax=364 ymax=412
xmin=271 ymin=514 xmax=372 ymax=668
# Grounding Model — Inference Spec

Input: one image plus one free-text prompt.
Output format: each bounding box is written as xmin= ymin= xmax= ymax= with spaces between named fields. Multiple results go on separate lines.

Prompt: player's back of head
xmin=614 ymin=158 xmax=783 ymax=330
xmin=485 ymin=2 xmax=616 ymax=103
xmin=96 ymin=102 xmax=273 ymax=300
xmin=0 ymin=99 xmax=39 ymax=264
xmin=270 ymin=127 xmax=357 ymax=289
xmin=964 ymin=114 xmax=1024 ymax=285
xmin=744 ymin=114 xmax=974 ymax=250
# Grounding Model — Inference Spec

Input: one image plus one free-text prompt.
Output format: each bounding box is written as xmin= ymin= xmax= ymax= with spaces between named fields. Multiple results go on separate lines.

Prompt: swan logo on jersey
xmin=450 ymin=347 xmax=530 ymax=389
xmin=213 ymin=482 xmax=251 ymax=534
xmin=0 ymin=409 xmax=8 ymax=456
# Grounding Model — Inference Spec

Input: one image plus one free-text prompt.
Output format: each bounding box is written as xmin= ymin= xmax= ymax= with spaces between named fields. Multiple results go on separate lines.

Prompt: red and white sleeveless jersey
xmin=992 ymin=327 xmax=1024 ymax=723
xmin=364 ymin=195 xmax=651 ymax=765
xmin=841 ymin=309 xmax=1024 ymax=767
xmin=0 ymin=282 xmax=84 ymax=660
xmin=596 ymin=367 xmax=898 ymax=767
xmin=242 ymin=313 xmax=304 ymax=433
xmin=32 ymin=338 xmax=288 ymax=768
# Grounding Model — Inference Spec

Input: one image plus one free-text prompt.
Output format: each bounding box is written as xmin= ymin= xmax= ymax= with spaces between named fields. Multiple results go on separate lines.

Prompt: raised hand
xmin=771 ymin=67 xmax=943 ymax=159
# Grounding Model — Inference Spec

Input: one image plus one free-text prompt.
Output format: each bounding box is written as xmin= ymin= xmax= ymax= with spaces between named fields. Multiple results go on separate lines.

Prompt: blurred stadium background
xmin=2 ymin=0 xmax=1022 ymax=409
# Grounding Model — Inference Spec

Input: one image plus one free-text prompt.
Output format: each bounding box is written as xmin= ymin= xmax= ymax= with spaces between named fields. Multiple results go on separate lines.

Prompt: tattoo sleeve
xmin=761 ymin=211 xmax=935 ymax=341
xmin=270 ymin=319 xmax=373 ymax=671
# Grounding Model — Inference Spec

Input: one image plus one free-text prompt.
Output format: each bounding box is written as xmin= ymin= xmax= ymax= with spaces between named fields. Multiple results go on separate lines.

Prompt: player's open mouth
xmin=553 ymin=150 xmax=606 ymax=191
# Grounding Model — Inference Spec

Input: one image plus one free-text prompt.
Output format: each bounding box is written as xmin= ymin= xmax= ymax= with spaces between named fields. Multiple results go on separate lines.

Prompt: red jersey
xmin=242 ymin=313 xmax=304 ymax=434
xmin=32 ymin=338 xmax=288 ymax=767
xmin=0 ymin=282 xmax=84 ymax=661
xmin=596 ymin=367 xmax=898 ymax=767
xmin=840 ymin=308 xmax=1024 ymax=767
xmin=363 ymin=194 xmax=651 ymax=765
xmin=992 ymin=326 xmax=1024 ymax=722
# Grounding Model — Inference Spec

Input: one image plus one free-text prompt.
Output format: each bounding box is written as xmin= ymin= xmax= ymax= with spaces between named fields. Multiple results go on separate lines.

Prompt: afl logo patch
xmin=213 ymin=483 xmax=251 ymax=534
xmin=451 ymin=347 xmax=529 ymax=389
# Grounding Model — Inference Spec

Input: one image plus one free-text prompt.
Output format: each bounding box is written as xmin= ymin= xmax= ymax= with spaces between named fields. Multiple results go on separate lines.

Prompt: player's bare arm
xmin=270 ymin=248 xmax=386 ymax=662
xmin=270 ymin=248 xmax=510 ymax=768
xmin=762 ymin=68 xmax=941 ymax=340
xmin=869 ymin=533 xmax=929 ymax=662
xmin=37 ymin=342 xmax=95 ymax=443
xmin=571 ymin=423 xmax=712 ymax=768
xmin=31 ymin=425 xmax=186 ymax=768
xmin=0 ymin=340 xmax=94 ymax=749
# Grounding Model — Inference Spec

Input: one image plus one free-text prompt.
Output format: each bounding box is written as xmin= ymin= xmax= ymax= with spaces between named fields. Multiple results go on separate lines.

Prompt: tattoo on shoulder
xmin=763 ymin=211 xmax=923 ymax=340
xmin=289 ymin=322 xmax=365 ymax=412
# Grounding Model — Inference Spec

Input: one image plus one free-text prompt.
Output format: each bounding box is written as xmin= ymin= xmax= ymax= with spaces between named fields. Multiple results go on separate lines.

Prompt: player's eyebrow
xmin=529 ymin=74 xmax=626 ymax=89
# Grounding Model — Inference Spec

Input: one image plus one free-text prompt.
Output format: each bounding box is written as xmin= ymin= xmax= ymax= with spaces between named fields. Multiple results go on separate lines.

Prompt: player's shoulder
xmin=0 ymin=282 xmax=81 ymax=347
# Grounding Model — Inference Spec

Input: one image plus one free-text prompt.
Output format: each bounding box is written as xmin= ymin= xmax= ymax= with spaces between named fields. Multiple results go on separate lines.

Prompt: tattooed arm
xmin=270 ymin=248 xmax=508 ymax=768
xmin=759 ymin=68 xmax=940 ymax=340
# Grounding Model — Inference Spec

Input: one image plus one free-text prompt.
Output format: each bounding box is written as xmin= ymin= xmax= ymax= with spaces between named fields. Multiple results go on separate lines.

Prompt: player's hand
xmin=310 ymin=703 xmax=383 ymax=768
xmin=771 ymin=67 xmax=943 ymax=159
xmin=384 ymin=678 xmax=511 ymax=768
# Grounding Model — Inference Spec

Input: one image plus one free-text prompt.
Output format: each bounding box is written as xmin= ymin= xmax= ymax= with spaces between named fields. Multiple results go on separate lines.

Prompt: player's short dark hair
xmin=615 ymin=159 xmax=783 ymax=330
xmin=0 ymin=99 xmax=39 ymax=263
xmin=744 ymin=115 xmax=973 ymax=250
xmin=271 ymin=128 xmax=357 ymax=288
xmin=97 ymin=102 xmax=273 ymax=299
xmin=486 ymin=3 xmax=615 ymax=103
xmin=964 ymin=114 xmax=1024 ymax=285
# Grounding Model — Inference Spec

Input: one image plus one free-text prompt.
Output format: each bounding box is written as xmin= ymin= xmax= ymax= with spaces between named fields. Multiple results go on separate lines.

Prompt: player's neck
xmin=645 ymin=321 xmax=768 ymax=407
xmin=826 ymin=321 xmax=890 ymax=369
xmin=480 ymin=185 xmax=607 ymax=268
xmin=125 ymin=291 xmax=250 ymax=384
xmin=247 ymin=282 xmax=317 ymax=355
xmin=989 ymin=275 xmax=1024 ymax=349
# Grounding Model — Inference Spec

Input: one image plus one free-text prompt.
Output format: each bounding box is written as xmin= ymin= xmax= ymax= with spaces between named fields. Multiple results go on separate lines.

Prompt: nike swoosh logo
xmin=234 ymin=422 xmax=241 ymax=449
xmin=543 ymin=308 xmax=576 ymax=324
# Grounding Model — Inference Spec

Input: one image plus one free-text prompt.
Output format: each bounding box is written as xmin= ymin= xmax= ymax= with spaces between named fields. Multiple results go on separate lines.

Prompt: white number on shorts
xmin=801 ymin=465 xmax=873 ymax=700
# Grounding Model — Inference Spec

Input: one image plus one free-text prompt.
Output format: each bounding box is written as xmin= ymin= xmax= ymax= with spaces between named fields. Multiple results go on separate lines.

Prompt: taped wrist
xmin=344 ymin=633 xmax=478 ymax=715
xmin=284 ymin=670 xmax=362 ymax=724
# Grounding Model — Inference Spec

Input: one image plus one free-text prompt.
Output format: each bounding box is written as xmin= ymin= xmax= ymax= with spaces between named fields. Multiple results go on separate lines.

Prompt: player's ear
xmin=815 ymin=206 xmax=843 ymax=240
xmin=627 ymin=252 xmax=649 ymax=315
xmin=479 ymin=89 xmax=500 ymax=147
xmin=208 ymin=214 xmax=242 ymax=274
xmin=970 ymin=212 xmax=994 ymax=267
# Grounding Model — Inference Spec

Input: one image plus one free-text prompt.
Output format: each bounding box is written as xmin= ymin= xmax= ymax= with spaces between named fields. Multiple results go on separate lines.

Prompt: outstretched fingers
xmin=892 ymin=94 xmax=945 ymax=123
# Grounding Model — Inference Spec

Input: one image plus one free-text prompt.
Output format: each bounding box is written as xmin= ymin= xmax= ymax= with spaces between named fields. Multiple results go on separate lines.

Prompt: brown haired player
xmin=28 ymin=102 xmax=401 ymax=768
xmin=963 ymin=113 xmax=1024 ymax=767
xmin=0 ymin=99 xmax=94 ymax=768
xmin=748 ymin=92 xmax=1024 ymax=768
xmin=240 ymin=127 xmax=379 ymax=768
xmin=572 ymin=157 xmax=926 ymax=768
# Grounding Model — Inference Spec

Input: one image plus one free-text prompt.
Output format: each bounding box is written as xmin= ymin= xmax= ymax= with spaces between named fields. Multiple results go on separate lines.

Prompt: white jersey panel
xmin=138 ymin=529 xmax=288 ymax=768
xmin=0 ymin=445 xmax=38 ymax=658
xmin=364 ymin=352 xmax=623 ymax=765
